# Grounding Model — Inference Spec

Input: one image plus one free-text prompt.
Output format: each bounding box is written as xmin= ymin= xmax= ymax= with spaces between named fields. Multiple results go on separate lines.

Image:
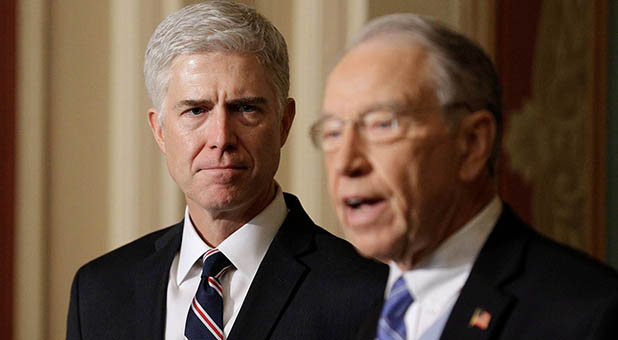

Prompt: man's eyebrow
xmin=174 ymin=99 xmax=214 ymax=110
xmin=173 ymin=97 xmax=269 ymax=111
xmin=360 ymin=102 xmax=408 ymax=114
xmin=226 ymin=96 xmax=268 ymax=106
xmin=321 ymin=101 xmax=408 ymax=117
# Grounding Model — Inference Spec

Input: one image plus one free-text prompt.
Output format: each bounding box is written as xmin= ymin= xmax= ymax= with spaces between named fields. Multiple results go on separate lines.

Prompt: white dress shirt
xmin=165 ymin=188 xmax=288 ymax=340
xmin=385 ymin=197 xmax=502 ymax=340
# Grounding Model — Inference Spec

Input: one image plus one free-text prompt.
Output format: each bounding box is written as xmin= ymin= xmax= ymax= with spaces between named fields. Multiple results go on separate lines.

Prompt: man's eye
xmin=321 ymin=121 xmax=343 ymax=140
xmin=230 ymin=103 xmax=259 ymax=114
xmin=188 ymin=107 xmax=205 ymax=115
xmin=232 ymin=104 xmax=263 ymax=126
xmin=323 ymin=129 xmax=342 ymax=140
xmin=364 ymin=113 xmax=397 ymax=131
xmin=367 ymin=119 xmax=395 ymax=129
xmin=238 ymin=104 xmax=257 ymax=113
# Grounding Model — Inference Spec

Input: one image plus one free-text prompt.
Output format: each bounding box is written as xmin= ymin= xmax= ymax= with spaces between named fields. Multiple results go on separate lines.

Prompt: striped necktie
xmin=184 ymin=248 xmax=233 ymax=340
xmin=377 ymin=276 xmax=414 ymax=340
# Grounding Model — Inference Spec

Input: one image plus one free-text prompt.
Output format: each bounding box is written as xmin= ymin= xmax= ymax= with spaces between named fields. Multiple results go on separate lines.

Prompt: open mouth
xmin=342 ymin=196 xmax=387 ymax=227
xmin=344 ymin=197 xmax=384 ymax=209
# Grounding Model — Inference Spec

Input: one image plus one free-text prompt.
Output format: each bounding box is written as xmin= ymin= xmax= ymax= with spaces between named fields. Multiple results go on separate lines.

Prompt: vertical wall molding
xmin=108 ymin=0 xmax=185 ymax=250
xmin=15 ymin=0 xmax=48 ymax=338
xmin=456 ymin=1 xmax=496 ymax=57
xmin=346 ymin=0 xmax=369 ymax=43
xmin=289 ymin=0 xmax=326 ymax=227
xmin=108 ymin=0 xmax=143 ymax=248
xmin=283 ymin=0 xmax=353 ymax=236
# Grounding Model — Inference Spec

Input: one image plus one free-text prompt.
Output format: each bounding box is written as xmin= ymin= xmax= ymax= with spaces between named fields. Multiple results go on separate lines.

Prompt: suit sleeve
xmin=66 ymin=270 xmax=82 ymax=340
xmin=587 ymin=293 xmax=618 ymax=340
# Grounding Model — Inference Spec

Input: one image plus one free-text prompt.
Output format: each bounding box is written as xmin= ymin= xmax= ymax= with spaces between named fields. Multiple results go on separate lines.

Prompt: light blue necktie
xmin=377 ymin=276 xmax=414 ymax=340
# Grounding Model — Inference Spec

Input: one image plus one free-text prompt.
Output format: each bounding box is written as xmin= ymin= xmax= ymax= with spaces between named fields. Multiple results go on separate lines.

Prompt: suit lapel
xmin=439 ymin=207 xmax=531 ymax=340
xmin=227 ymin=193 xmax=315 ymax=340
xmin=439 ymin=277 xmax=514 ymax=340
xmin=135 ymin=223 xmax=183 ymax=340
xmin=355 ymin=299 xmax=384 ymax=340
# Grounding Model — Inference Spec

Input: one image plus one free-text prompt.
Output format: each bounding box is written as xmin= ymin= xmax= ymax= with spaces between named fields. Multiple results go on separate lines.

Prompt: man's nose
xmin=334 ymin=126 xmax=370 ymax=177
xmin=206 ymin=108 xmax=237 ymax=151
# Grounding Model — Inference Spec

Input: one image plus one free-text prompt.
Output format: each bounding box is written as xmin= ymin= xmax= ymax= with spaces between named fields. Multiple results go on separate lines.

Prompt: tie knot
xmin=201 ymin=249 xmax=233 ymax=279
xmin=384 ymin=276 xmax=414 ymax=319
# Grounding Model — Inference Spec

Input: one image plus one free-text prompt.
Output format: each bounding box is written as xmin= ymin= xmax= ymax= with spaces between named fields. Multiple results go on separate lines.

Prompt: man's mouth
xmin=341 ymin=196 xmax=388 ymax=227
xmin=198 ymin=162 xmax=248 ymax=172
xmin=196 ymin=163 xmax=248 ymax=184
xmin=344 ymin=197 xmax=384 ymax=209
xmin=205 ymin=165 xmax=246 ymax=170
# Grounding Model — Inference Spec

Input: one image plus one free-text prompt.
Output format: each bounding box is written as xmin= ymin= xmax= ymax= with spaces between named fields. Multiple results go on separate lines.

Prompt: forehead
xmin=166 ymin=52 xmax=276 ymax=100
xmin=323 ymin=36 xmax=437 ymax=117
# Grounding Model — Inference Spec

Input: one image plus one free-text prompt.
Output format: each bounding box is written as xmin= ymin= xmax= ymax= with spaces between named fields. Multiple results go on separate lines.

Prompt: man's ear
xmin=148 ymin=109 xmax=166 ymax=154
xmin=456 ymin=110 xmax=496 ymax=182
xmin=279 ymin=98 xmax=296 ymax=147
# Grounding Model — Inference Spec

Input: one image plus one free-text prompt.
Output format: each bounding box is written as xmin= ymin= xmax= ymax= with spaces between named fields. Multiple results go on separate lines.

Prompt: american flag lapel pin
xmin=469 ymin=308 xmax=491 ymax=330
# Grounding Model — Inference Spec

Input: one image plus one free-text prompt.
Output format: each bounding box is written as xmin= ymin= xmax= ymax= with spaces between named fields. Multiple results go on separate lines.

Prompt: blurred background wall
xmin=1 ymin=0 xmax=616 ymax=339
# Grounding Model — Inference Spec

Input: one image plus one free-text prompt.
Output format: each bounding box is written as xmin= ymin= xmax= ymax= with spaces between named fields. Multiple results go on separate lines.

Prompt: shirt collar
xmin=176 ymin=187 xmax=288 ymax=285
xmin=387 ymin=196 xmax=502 ymax=304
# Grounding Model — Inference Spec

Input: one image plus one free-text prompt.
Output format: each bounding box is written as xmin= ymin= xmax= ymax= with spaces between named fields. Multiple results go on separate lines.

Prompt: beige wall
xmin=15 ymin=1 xmax=493 ymax=339
xmin=47 ymin=1 xmax=111 ymax=336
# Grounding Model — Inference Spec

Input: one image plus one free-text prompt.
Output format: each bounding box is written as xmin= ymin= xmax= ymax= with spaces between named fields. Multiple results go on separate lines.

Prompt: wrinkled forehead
xmin=165 ymin=51 xmax=278 ymax=96
xmin=323 ymin=36 xmax=439 ymax=118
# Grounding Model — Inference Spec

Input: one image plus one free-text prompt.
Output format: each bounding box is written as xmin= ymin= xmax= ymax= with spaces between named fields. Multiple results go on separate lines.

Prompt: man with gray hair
xmin=66 ymin=2 xmax=387 ymax=339
xmin=314 ymin=13 xmax=618 ymax=340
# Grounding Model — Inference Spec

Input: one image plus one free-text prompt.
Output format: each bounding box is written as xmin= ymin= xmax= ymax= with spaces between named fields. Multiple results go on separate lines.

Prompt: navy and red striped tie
xmin=184 ymin=248 xmax=233 ymax=340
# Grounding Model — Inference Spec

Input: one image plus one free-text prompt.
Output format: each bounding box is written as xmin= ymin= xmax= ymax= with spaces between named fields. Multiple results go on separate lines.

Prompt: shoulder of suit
xmin=495 ymin=214 xmax=618 ymax=301
xmin=75 ymin=222 xmax=182 ymax=277
xmin=300 ymin=223 xmax=389 ymax=280
xmin=479 ymin=206 xmax=618 ymax=301
xmin=526 ymin=229 xmax=618 ymax=284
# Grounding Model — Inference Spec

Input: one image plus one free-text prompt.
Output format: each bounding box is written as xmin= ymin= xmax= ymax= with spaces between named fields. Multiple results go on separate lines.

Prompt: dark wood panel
xmin=0 ymin=0 xmax=16 ymax=338
xmin=494 ymin=0 xmax=542 ymax=225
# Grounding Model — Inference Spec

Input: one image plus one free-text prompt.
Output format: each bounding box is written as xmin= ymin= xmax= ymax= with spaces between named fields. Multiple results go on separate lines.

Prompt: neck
xmin=187 ymin=182 xmax=277 ymax=247
xmin=396 ymin=176 xmax=497 ymax=271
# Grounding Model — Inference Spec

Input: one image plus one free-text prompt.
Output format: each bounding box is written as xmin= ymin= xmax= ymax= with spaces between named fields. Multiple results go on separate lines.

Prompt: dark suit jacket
xmin=67 ymin=193 xmax=388 ymax=339
xmin=357 ymin=205 xmax=618 ymax=340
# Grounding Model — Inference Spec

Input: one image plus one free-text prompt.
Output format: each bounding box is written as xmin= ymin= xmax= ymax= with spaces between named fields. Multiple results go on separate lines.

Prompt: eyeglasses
xmin=309 ymin=102 xmax=470 ymax=151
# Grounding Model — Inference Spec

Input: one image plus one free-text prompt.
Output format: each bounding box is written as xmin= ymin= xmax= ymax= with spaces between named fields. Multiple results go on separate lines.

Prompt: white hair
xmin=144 ymin=0 xmax=289 ymax=122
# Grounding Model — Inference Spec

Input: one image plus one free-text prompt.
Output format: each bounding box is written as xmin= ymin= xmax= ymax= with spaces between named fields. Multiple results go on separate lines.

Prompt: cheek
xmin=368 ymin=145 xmax=428 ymax=247
xmin=324 ymin=156 xmax=337 ymax=189
xmin=167 ymin=133 xmax=195 ymax=161
xmin=417 ymin=141 xmax=459 ymax=198
xmin=162 ymin=125 xmax=203 ymax=177
xmin=248 ymin=126 xmax=282 ymax=172
xmin=324 ymin=154 xmax=344 ymax=214
xmin=372 ymin=150 xmax=416 ymax=211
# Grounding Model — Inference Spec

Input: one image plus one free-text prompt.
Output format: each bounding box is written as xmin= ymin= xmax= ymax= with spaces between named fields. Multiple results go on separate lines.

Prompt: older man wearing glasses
xmin=312 ymin=13 xmax=618 ymax=340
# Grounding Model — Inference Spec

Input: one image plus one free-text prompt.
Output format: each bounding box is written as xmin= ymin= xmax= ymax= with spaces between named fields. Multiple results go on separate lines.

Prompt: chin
xmin=190 ymin=189 xmax=244 ymax=211
xmin=344 ymin=227 xmax=402 ymax=263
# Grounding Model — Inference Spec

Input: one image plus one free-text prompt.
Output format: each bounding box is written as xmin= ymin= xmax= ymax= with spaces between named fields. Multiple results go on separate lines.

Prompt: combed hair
xmin=348 ymin=13 xmax=502 ymax=174
xmin=144 ymin=0 xmax=289 ymax=121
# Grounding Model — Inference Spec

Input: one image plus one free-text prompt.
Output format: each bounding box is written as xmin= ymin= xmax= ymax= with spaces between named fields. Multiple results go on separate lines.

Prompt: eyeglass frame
xmin=309 ymin=102 xmax=471 ymax=151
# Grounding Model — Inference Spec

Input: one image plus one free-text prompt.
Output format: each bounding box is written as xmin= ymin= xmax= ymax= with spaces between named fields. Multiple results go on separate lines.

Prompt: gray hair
xmin=349 ymin=13 xmax=502 ymax=174
xmin=144 ymin=0 xmax=289 ymax=122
